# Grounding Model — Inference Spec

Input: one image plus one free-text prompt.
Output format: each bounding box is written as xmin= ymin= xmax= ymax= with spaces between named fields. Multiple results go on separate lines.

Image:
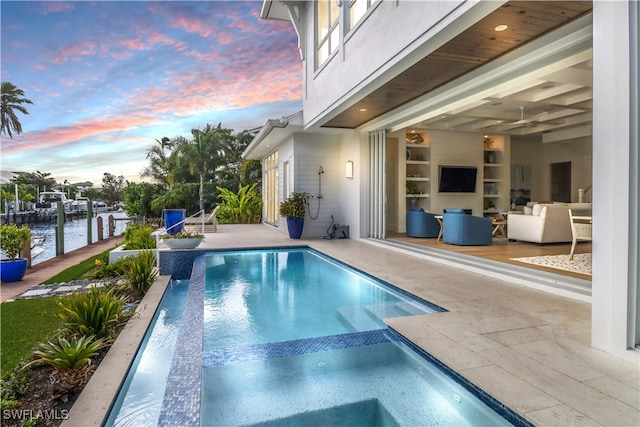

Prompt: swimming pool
xmin=106 ymin=248 xmax=527 ymax=426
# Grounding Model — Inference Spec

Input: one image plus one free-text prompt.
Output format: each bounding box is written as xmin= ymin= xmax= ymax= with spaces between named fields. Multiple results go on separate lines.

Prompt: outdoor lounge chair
xmin=185 ymin=206 xmax=220 ymax=233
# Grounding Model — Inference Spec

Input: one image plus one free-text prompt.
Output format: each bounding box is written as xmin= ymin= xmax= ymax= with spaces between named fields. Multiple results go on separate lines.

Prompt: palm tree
xmin=182 ymin=124 xmax=233 ymax=211
xmin=1 ymin=82 xmax=33 ymax=138
xmin=141 ymin=137 xmax=175 ymax=185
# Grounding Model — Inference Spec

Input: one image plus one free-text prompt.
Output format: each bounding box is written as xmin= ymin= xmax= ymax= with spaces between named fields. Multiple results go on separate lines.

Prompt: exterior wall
xmin=591 ymin=0 xmax=638 ymax=363
xmin=303 ymin=1 xmax=497 ymax=128
xmin=275 ymin=133 xmax=341 ymax=239
xmin=338 ymin=130 xmax=362 ymax=239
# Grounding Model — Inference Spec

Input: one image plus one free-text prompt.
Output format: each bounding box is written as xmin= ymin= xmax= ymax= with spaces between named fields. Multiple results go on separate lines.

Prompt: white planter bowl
xmin=162 ymin=237 xmax=203 ymax=249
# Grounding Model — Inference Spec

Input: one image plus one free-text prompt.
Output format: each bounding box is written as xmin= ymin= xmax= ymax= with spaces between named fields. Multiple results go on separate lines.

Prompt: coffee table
xmin=434 ymin=215 xmax=443 ymax=241
xmin=492 ymin=218 xmax=507 ymax=237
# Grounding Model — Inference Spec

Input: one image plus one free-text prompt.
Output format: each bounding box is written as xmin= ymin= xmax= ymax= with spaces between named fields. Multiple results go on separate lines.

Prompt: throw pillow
xmin=532 ymin=204 xmax=546 ymax=216
xmin=523 ymin=206 xmax=533 ymax=215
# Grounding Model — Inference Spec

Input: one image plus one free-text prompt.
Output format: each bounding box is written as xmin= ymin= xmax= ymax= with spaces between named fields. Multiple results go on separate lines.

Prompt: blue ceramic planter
xmin=286 ymin=217 xmax=304 ymax=239
xmin=163 ymin=209 xmax=186 ymax=235
xmin=0 ymin=258 xmax=28 ymax=282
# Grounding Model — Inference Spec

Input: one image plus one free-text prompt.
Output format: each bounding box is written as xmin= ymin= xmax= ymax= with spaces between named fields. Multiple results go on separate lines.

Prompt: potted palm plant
xmin=0 ymin=223 xmax=31 ymax=282
xmin=279 ymin=192 xmax=308 ymax=239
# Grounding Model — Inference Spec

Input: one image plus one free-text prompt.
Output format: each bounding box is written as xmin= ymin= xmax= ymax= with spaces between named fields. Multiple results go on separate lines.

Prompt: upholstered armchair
xmin=406 ymin=207 xmax=440 ymax=238
xmin=442 ymin=211 xmax=492 ymax=245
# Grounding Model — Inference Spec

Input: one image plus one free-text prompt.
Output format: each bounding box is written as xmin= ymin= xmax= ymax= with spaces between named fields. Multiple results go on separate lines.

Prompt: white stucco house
xmin=243 ymin=1 xmax=638 ymax=363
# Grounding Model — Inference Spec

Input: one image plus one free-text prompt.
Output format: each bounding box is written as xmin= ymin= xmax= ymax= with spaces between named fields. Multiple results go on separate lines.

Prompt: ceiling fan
xmin=506 ymin=106 xmax=544 ymax=127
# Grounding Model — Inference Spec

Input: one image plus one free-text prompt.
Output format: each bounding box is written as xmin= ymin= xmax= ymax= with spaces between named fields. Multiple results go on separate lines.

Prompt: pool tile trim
xmin=202 ymin=329 xmax=397 ymax=368
xmin=157 ymin=255 xmax=205 ymax=427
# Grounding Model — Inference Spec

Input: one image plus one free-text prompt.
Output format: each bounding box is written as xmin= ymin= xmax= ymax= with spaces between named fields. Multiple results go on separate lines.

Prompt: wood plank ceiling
xmin=322 ymin=1 xmax=593 ymax=130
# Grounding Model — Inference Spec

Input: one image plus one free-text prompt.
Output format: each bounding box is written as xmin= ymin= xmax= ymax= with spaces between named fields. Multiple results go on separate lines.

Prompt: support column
xmin=591 ymin=1 xmax=639 ymax=363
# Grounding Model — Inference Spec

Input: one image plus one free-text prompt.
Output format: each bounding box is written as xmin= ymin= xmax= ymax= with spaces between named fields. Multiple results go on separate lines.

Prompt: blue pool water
xmin=106 ymin=248 xmax=524 ymax=426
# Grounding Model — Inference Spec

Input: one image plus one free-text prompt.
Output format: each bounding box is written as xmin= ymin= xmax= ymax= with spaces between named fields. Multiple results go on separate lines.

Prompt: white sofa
xmin=507 ymin=203 xmax=590 ymax=244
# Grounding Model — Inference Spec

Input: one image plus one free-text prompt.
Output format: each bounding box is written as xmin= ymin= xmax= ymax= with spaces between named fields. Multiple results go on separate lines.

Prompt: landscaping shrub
xmin=25 ymin=335 xmax=106 ymax=388
xmin=126 ymin=250 xmax=158 ymax=295
xmin=216 ymin=183 xmax=263 ymax=224
xmin=0 ymin=366 xmax=29 ymax=411
xmin=58 ymin=287 xmax=126 ymax=341
xmin=122 ymin=224 xmax=156 ymax=250
xmin=89 ymin=253 xmax=132 ymax=279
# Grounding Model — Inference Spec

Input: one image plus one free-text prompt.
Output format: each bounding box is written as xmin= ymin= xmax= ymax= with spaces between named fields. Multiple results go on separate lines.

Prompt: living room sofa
xmin=507 ymin=203 xmax=587 ymax=244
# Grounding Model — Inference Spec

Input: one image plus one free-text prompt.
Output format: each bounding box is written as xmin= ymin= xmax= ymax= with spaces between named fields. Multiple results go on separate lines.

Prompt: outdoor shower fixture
xmin=308 ymin=165 xmax=324 ymax=220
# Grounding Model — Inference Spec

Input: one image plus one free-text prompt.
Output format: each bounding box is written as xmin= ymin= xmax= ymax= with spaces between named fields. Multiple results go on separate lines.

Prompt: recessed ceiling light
xmin=359 ymin=108 xmax=367 ymax=112
xmin=494 ymin=24 xmax=508 ymax=32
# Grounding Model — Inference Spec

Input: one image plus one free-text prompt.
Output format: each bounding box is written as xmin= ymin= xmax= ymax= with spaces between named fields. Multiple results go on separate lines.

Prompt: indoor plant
xmin=0 ymin=223 xmax=32 ymax=282
xmin=279 ymin=192 xmax=308 ymax=239
xmin=160 ymin=229 xmax=204 ymax=249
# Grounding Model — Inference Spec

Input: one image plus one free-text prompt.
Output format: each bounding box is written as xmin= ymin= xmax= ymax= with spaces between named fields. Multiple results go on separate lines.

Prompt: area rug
xmin=510 ymin=253 xmax=591 ymax=276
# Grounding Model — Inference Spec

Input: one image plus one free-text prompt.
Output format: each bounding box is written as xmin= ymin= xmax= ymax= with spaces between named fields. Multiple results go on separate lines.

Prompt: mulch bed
xmin=2 ymin=348 xmax=109 ymax=427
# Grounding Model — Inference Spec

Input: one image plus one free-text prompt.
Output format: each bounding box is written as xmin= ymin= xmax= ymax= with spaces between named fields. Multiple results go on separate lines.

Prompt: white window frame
xmin=316 ymin=0 xmax=340 ymax=68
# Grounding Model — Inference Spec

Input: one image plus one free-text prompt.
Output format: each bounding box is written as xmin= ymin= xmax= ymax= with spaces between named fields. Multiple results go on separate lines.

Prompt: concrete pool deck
xmin=62 ymin=224 xmax=638 ymax=426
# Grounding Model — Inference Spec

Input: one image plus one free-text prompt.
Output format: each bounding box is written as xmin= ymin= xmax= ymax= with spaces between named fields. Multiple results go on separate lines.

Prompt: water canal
xmin=26 ymin=211 xmax=132 ymax=265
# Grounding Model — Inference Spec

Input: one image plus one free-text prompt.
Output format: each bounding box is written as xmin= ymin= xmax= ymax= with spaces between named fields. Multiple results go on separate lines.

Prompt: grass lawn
xmin=41 ymin=250 xmax=109 ymax=284
xmin=1 ymin=296 xmax=69 ymax=377
xmin=2 ymin=247 xmax=117 ymax=377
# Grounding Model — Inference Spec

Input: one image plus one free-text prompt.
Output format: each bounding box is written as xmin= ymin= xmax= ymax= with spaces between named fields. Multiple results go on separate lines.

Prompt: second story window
xmin=348 ymin=0 xmax=371 ymax=31
xmin=317 ymin=0 xmax=340 ymax=67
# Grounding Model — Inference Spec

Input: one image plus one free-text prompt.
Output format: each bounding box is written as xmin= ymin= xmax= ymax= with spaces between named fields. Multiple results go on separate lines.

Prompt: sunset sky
xmin=0 ymin=0 xmax=302 ymax=185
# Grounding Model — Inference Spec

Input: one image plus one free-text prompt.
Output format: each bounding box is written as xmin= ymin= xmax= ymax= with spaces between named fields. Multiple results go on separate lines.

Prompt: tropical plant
xmin=125 ymin=250 xmax=158 ymax=295
xmin=140 ymin=136 xmax=176 ymax=185
xmin=216 ymin=183 xmax=263 ymax=224
xmin=25 ymin=335 xmax=106 ymax=388
xmin=279 ymin=192 xmax=308 ymax=218
xmin=58 ymin=287 xmax=126 ymax=341
xmin=0 ymin=223 xmax=31 ymax=260
xmin=123 ymin=181 xmax=166 ymax=219
xmin=88 ymin=254 xmax=132 ymax=280
xmin=149 ymin=183 xmax=200 ymax=216
xmin=216 ymin=129 xmax=261 ymax=191
xmin=122 ymin=224 xmax=156 ymax=250
xmin=183 ymin=124 xmax=233 ymax=211
xmin=0 ymin=81 xmax=33 ymax=138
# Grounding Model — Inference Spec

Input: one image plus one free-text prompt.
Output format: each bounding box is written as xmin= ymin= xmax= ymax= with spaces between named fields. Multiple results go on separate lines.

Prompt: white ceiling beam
xmin=542 ymin=124 xmax=592 ymax=143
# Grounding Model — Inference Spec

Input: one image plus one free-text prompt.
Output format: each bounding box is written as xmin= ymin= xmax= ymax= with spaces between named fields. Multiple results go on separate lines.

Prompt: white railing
xmin=153 ymin=209 xmax=206 ymax=268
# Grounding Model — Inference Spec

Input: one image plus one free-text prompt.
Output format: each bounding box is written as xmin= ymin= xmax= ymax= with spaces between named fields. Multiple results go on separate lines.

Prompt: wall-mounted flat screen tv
xmin=438 ymin=166 xmax=477 ymax=193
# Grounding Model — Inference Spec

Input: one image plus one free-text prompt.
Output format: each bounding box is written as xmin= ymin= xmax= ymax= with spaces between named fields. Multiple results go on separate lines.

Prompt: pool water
xmin=106 ymin=248 xmax=523 ymax=426
xmin=202 ymin=249 xmax=436 ymax=349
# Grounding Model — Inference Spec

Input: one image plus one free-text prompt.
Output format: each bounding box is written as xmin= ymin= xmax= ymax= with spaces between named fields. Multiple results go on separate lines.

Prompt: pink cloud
xmin=1 ymin=114 xmax=160 ymax=156
xmin=52 ymin=40 xmax=97 ymax=64
xmin=39 ymin=2 xmax=75 ymax=15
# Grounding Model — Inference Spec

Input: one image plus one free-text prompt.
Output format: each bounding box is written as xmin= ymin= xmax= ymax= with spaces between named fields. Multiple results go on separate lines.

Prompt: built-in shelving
xmin=482 ymin=144 xmax=504 ymax=215
xmin=405 ymin=133 xmax=430 ymax=210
